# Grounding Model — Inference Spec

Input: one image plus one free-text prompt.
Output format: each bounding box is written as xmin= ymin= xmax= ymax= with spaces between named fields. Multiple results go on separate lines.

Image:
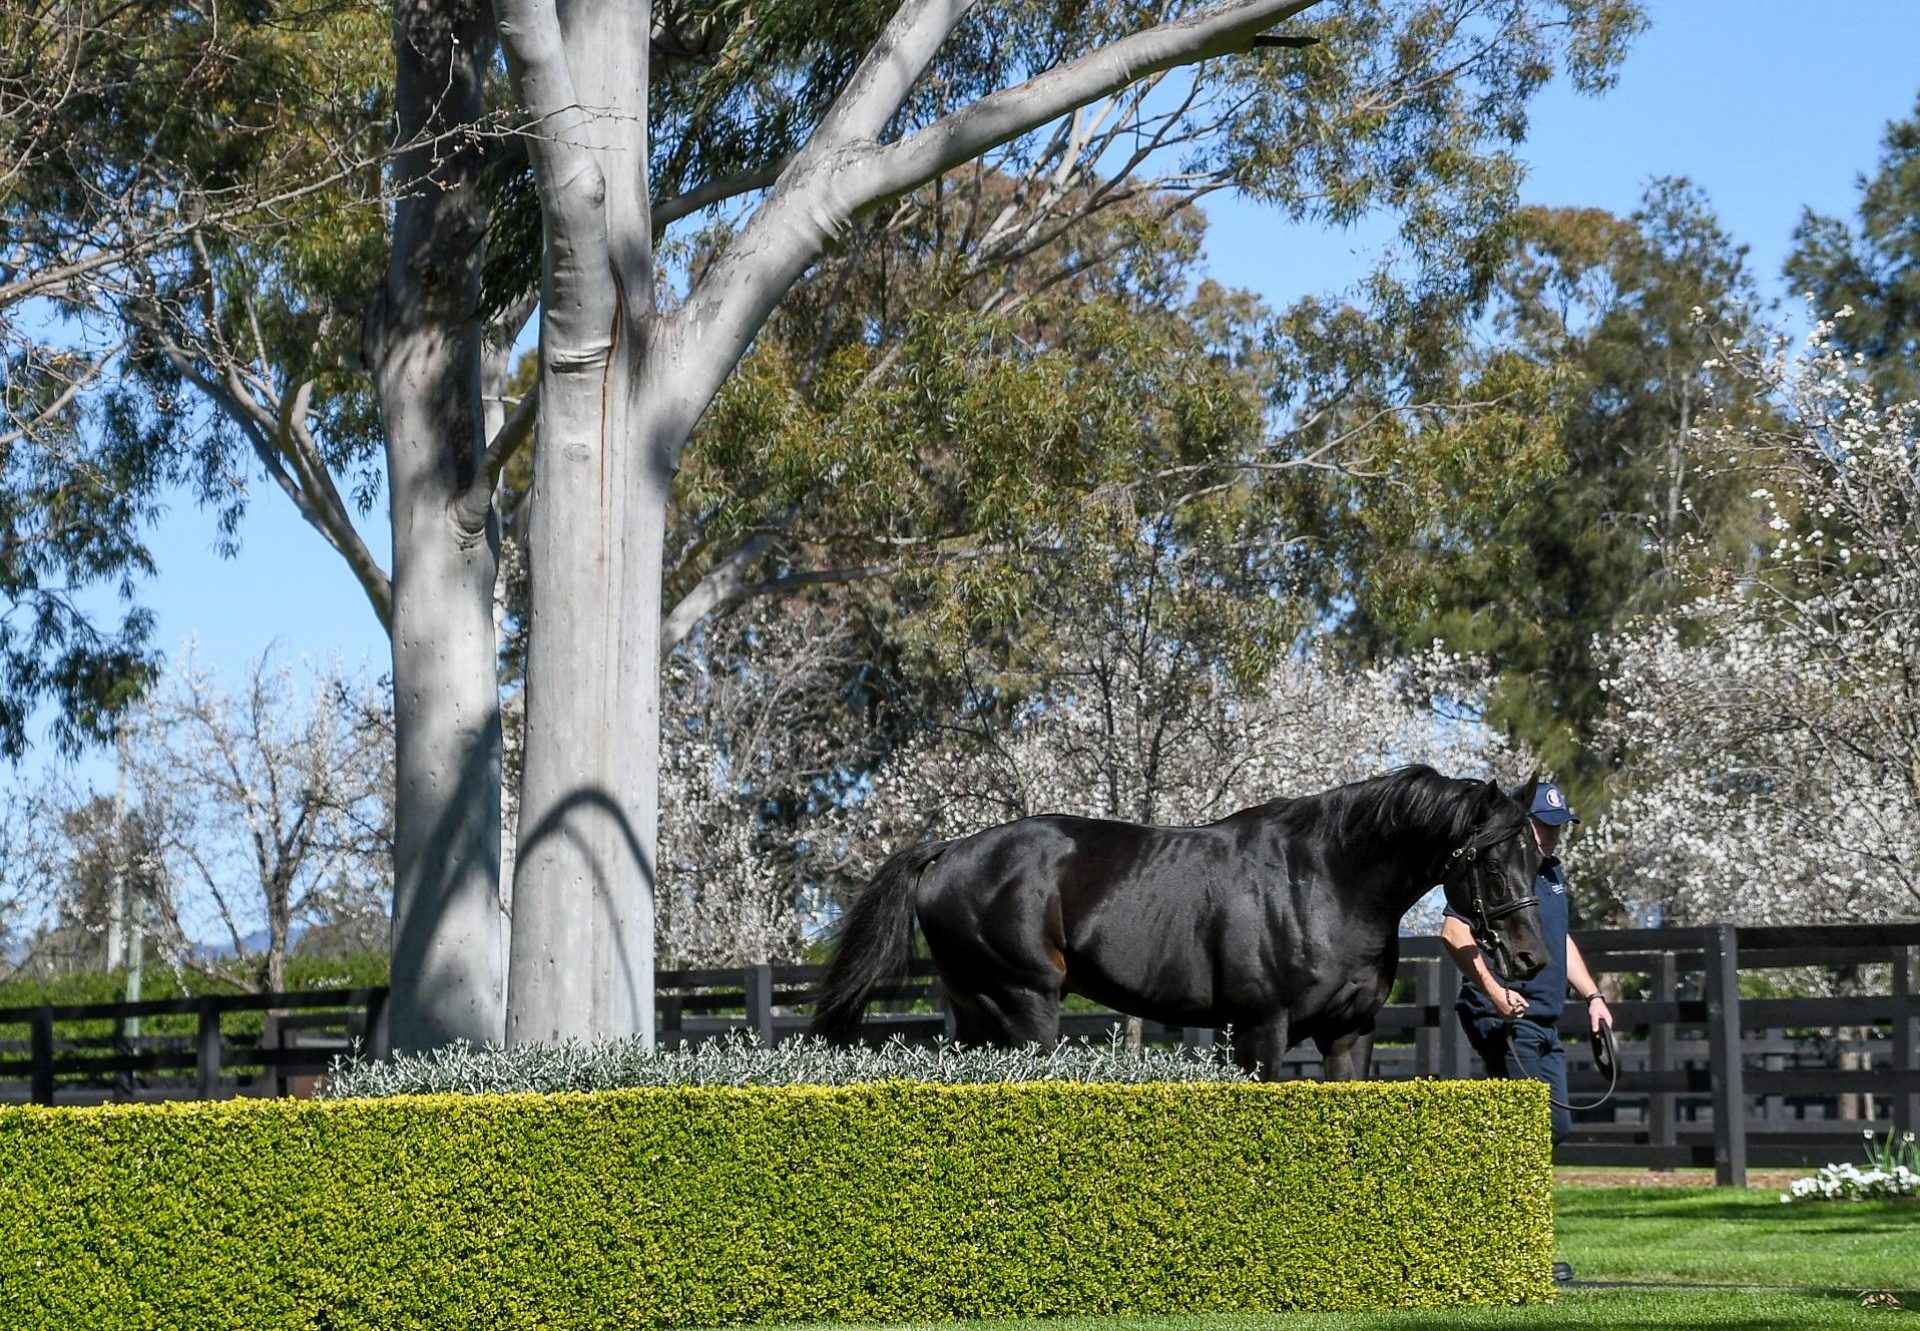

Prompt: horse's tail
xmin=811 ymin=839 xmax=951 ymax=1044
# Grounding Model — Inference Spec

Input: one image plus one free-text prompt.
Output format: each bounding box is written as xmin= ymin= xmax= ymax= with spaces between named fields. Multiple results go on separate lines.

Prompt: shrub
xmin=0 ymin=1079 xmax=1552 ymax=1327
xmin=324 ymin=1031 xmax=1251 ymax=1097
xmin=0 ymin=952 xmax=390 ymax=1043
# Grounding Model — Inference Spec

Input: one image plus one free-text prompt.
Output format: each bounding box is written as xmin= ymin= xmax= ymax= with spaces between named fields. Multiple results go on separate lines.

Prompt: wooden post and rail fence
xmin=3 ymin=922 xmax=1915 ymax=1186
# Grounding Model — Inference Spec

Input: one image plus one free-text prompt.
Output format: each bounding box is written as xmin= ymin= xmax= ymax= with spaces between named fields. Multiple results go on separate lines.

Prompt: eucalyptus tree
xmin=1327 ymin=181 xmax=1775 ymax=818
xmin=1786 ymin=89 xmax=1920 ymax=406
xmin=493 ymin=0 xmax=1643 ymax=1044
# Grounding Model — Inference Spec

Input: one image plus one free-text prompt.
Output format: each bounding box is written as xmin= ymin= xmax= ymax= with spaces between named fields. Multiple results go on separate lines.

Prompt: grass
xmin=758 ymin=1187 xmax=1918 ymax=1330
xmin=1553 ymin=1186 xmax=1918 ymax=1289
xmin=772 ymin=1292 xmax=1915 ymax=1329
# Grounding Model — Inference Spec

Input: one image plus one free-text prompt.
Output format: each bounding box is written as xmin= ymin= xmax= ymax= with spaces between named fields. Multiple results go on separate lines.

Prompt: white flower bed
xmin=1781 ymin=1130 xmax=1920 ymax=1203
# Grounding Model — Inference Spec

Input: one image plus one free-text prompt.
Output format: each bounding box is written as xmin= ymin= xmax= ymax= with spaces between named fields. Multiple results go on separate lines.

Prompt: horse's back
xmin=914 ymin=812 xmax=1278 ymax=1023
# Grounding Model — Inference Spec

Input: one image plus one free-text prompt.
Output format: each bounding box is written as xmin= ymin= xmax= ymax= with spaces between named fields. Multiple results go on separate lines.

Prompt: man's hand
xmin=1486 ymin=984 xmax=1528 ymax=1020
xmin=1587 ymin=995 xmax=1614 ymax=1033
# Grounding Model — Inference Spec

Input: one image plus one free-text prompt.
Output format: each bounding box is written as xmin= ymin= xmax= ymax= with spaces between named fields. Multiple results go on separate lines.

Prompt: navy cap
xmin=1514 ymin=779 xmax=1579 ymax=826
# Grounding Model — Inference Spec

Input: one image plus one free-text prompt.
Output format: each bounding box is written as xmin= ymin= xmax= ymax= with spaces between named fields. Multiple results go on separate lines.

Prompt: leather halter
xmin=1445 ymin=828 xmax=1538 ymax=974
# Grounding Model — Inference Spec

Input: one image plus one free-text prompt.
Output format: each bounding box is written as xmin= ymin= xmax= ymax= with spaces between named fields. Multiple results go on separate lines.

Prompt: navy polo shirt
xmin=1448 ymin=858 xmax=1571 ymax=1023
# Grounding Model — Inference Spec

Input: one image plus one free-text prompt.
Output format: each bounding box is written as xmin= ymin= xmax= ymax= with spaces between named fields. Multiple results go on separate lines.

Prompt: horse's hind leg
xmin=945 ymin=980 xmax=1061 ymax=1049
xmin=1234 ymin=1013 xmax=1291 ymax=1081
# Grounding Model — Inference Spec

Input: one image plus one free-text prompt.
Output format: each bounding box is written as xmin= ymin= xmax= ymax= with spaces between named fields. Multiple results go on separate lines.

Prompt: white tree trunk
xmin=510 ymin=373 xmax=690 ymax=1041
xmin=501 ymin=0 xmax=664 ymax=1042
xmin=373 ymin=0 xmax=506 ymax=1051
xmin=496 ymin=0 xmax=1316 ymax=1044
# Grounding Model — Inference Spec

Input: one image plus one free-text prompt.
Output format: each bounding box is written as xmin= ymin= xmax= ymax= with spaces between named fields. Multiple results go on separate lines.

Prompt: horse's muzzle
xmin=1505 ymin=948 xmax=1545 ymax=980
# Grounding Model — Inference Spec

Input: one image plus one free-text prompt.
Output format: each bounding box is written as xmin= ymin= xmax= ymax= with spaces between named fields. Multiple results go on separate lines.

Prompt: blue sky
xmin=18 ymin=0 xmax=1920 ymax=794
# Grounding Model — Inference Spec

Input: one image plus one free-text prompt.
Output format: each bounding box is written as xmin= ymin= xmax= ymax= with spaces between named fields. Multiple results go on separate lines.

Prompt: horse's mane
xmin=1249 ymin=764 xmax=1523 ymax=851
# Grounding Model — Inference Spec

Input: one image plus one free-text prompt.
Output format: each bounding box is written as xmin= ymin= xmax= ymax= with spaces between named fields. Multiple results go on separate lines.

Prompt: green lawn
xmin=1553 ymin=1186 xmax=1917 ymax=1289
xmin=776 ymin=1293 xmax=1912 ymax=1330
xmin=762 ymin=1187 xmax=1918 ymax=1330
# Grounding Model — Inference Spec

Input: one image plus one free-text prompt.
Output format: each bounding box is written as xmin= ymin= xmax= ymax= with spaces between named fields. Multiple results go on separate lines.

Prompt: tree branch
xmin=653 ymin=158 xmax=790 ymax=231
xmin=275 ymin=383 xmax=395 ymax=628
xmin=871 ymin=0 xmax=1318 ymax=210
xmin=677 ymin=0 xmax=1321 ymax=432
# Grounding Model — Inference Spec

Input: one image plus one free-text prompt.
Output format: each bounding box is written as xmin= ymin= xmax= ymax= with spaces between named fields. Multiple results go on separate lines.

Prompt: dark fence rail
xmin=6 ymin=922 xmax=1916 ymax=1184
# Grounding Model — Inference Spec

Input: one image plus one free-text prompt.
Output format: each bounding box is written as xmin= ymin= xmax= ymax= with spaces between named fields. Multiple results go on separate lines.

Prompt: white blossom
xmin=1592 ymin=319 xmax=1920 ymax=926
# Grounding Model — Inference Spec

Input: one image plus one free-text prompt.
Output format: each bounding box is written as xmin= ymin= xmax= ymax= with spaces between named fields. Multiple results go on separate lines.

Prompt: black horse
xmin=813 ymin=765 xmax=1548 ymax=1079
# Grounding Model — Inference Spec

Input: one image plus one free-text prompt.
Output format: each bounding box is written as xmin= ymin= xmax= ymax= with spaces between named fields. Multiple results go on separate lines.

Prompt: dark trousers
xmin=1463 ymin=1013 xmax=1572 ymax=1146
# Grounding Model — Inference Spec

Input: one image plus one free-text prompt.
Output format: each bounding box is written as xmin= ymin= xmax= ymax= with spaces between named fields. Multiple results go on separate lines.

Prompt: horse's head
xmin=1441 ymin=778 xmax=1547 ymax=980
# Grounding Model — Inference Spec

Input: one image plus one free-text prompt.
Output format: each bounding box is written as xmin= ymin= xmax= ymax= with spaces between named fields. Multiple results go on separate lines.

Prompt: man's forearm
xmin=1566 ymin=939 xmax=1601 ymax=1000
xmin=1440 ymin=918 xmax=1501 ymax=995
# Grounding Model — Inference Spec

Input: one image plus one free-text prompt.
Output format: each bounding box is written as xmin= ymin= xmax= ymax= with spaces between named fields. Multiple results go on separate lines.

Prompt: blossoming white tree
xmin=1591 ymin=316 xmax=1920 ymax=926
xmin=854 ymin=633 xmax=1525 ymax=942
xmin=653 ymin=606 xmax=875 ymax=967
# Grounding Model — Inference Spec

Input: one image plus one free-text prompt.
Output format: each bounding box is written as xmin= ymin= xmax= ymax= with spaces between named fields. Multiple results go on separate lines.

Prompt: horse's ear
xmin=1513 ymin=772 xmax=1541 ymax=807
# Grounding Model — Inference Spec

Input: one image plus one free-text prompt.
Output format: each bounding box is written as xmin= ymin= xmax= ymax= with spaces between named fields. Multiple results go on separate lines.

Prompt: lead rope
xmin=1501 ymin=1018 xmax=1619 ymax=1112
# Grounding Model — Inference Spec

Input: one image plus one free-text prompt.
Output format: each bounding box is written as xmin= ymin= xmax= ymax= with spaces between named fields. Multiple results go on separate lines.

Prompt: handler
xmin=1440 ymin=778 xmax=1614 ymax=1147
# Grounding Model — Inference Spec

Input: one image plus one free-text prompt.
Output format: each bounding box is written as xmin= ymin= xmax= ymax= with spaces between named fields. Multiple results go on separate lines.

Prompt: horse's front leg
xmin=1316 ymin=1020 xmax=1376 ymax=1081
xmin=1232 ymin=1013 xmax=1291 ymax=1081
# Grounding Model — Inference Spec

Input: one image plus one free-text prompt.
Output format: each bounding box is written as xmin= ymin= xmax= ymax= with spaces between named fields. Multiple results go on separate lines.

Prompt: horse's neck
xmin=1345 ymin=803 xmax=1456 ymax=922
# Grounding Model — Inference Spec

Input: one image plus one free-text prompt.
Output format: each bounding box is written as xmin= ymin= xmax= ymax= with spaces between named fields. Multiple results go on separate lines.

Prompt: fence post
xmin=1895 ymin=946 xmax=1918 ymax=1143
xmin=1705 ymin=924 xmax=1747 ymax=1188
xmin=30 ymin=1006 xmax=54 ymax=1106
xmin=745 ymin=964 xmax=775 ymax=1047
xmin=365 ymin=987 xmax=392 ymax=1061
xmin=1413 ymin=961 xmax=1437 ymax=1077
xmin=1435 ymin=964 xmax=1471 ymax=1079
xmin=196 ymin=996 xmax=222 ymax=1098
xmin=263 ymin=1010 xmax=285 ymax=1098
xmin=1650 ymin=950 xmax=1676 ymax=1164
xmin=114 ymin=1009 xmax=134 ymax=1100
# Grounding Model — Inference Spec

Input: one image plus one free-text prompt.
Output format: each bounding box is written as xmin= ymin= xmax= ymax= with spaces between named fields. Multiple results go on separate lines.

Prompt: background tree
xmin=5 ymin=794 xmax=169 ymax=976
xmin=1589 ymin=317 xmax=1920 ymax=926
xmin=654 ymin=603 xmax=881 ymax=967
xmin=87 ymin=650 xmax=394 ymax=991
xmin=1 ymin=0 xmax=392 ymax=756
xmin=1332 ymin=179 xmax=1774 ymax=831
xmin=1786 ymin=88 xmax=1920 ymax=405
xmin=858 ymin=633 xmax=1525 ymax=880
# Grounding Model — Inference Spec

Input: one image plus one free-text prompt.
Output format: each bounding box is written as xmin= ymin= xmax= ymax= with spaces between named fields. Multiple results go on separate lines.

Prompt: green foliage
xmin=0 ymin=1079 xmax=1553 ymax=1327
xmin=1786 ymin=89 xmax=1920 ymax=404
xmin=0 ymin=952 xmax=388 ymax=1042
xmin=0 ymin=0 xmax=391 ymax=754
xmin=1328 ymin=180 xmax=1775 ymax=837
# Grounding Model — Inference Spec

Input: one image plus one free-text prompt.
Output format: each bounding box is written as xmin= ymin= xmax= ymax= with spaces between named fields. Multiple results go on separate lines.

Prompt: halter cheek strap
xmin=1447 ymin=839 xmax=1539 ymax=960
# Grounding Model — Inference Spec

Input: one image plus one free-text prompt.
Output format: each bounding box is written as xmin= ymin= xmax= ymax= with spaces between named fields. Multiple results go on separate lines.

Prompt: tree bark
xmin=369 ymin=0 xmax=506 ymax=1052
xmin=499 ymin=0 xmax=664 ymax=1042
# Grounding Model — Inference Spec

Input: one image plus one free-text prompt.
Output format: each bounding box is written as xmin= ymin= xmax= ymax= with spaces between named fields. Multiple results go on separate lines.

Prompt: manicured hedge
xmin=0 ymin=1080 xmax=1552 ymax=1327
